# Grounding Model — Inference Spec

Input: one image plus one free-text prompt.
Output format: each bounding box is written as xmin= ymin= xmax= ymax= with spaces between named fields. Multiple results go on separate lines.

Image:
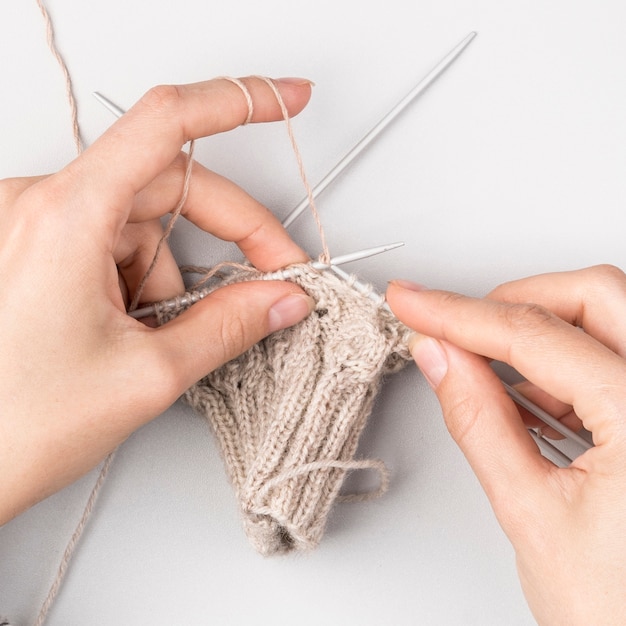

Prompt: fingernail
xmin=275 ymin=77 xmax=316 ymax=87
xmin=268 ymin=294 xmax=315 ymax=332
xmin=389 ymin=279 xmax=427 ymax=292
xmin=409 ymin=333 xmax=448 ymax=389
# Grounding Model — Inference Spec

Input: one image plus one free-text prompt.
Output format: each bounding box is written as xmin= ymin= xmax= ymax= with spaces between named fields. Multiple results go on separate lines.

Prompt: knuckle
xmin=586 ymin=263 xmax=626 ymax=292
xmin=236 ymin=218 xmax=269 ymax=251
xmin=501 ymin=302 xmax=561 ymax=364
xmin=502 ymin=301 xmax=556 ymax=332
xmin=433 ymin=291 xmax=470 ymax=326
xmin=30 ymin=173 xmax=69 ymax=206
xmin=439 ymin=291 xmax=468 ymax=308
xmin=218 ymin=313 xmax=250 ymax=360
xmin=210 ymin=285 xmax=266 ymax=362
xmin=444 ymin=393 xmax=488 ymax=448
xmin=8 ymin=175 xmax=73 ymax=233
xmin=0 ymin=177 xmax=28 ymax=206
xmin=139 ymin=84 xmax=185 ymax=116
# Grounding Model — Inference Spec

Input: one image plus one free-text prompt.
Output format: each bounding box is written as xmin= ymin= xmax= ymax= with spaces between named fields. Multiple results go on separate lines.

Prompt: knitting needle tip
xmin=326 ymin=241 xmax=404 ymax=267
xmin=503 ymin=382 xmax=592 ymax=452
xmin=92 ymin=91 xmax=126 ymax=118
xmin=282 ymin=30 xmax=478 ymax=229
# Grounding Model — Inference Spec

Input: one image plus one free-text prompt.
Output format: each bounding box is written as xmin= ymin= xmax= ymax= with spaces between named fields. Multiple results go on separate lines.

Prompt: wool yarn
xmin=157 ymin=264 xmax=412 ymax=555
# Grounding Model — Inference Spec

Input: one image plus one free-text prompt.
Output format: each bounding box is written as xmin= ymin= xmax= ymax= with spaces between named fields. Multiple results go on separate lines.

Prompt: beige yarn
xmin=158 ymin=264 xmax=412 ymax=555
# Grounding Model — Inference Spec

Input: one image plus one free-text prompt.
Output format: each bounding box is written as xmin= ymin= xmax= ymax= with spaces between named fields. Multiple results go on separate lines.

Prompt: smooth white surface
xmin=1 ymin=1 xmax=625 ymax=624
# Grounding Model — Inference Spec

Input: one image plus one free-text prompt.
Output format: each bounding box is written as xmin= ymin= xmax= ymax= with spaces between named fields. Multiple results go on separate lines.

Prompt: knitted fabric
xmin=157 ymin=265 xmax=412 ymax=555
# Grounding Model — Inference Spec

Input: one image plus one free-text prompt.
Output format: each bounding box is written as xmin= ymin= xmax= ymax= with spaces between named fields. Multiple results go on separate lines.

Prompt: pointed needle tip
xmin=92 ymin=91 xmax=126 ymax=118
xmin=282 ymin=34 xmax=477 ymax=230
xmin=329 ymin=241 xmax=405 ymax=266
xmin=456 ymin=31 xmax=478 ymax=51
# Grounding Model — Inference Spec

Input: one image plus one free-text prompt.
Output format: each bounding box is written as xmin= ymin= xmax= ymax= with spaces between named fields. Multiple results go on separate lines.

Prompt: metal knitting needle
xmin=502 ymin=382 xmax=592 ymax=452
xmin=318 ymin=241 xmax=403 ymax=267
xmin=281 ymin=30 xmax=477 ymax=228
xmin=329 ymin=264 xmax=387 ymax=306
xmin=92 ymin=91 xmax=126 ymax=117
xmin=128 ymin=241 xmax=404 ymax=319
xmin=527 ymin=429 xmax=573 ymax=467
xmin=92 ymin=31 xmax=478 ymax=231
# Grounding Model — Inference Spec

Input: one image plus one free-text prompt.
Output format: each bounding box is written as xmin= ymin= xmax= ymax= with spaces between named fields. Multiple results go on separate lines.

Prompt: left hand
xmin=0 ymin=76 xmax=314 ymax=524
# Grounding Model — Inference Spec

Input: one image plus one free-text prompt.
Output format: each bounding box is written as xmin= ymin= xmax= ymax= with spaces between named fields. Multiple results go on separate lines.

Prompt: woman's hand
xmin=386 ymin=265 xmax=626 ymax=625
xmin=0 ymin=76 xmax=315 ymax=524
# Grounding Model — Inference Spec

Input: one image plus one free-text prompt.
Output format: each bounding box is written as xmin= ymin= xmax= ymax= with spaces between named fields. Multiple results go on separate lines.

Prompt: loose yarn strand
xmin=128 ymin=139 xmax=196 ymax=311
xmin=256 ymin=458 xmax=391 ymax=504
xmin=256 ymin=76 xmax=331 ymax=264
xmin=29 ymin=3 xmax=104 ymax=623
xmin=33 ymin=451 xmax=117 ymax=626
xmin=35 ymin=0 xmax=83 ymax=154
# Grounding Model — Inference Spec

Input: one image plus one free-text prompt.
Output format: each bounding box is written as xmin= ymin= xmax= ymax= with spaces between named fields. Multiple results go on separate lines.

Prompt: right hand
xmin=386 ymin=265 xmax=626 ymax=625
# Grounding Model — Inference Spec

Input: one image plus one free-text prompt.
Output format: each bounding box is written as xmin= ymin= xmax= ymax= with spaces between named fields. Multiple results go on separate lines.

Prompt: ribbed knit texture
xmin=158 ymin=265 xmax=412 ymax=555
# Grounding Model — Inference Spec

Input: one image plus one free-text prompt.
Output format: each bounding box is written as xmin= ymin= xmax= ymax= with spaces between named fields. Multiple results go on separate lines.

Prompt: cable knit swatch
xmin=157 ymin=265 xmax=412 ymax=555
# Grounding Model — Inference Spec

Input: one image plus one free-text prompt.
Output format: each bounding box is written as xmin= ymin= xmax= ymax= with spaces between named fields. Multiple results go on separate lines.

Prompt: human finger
xmin=489 ymin=265 xmax=626 ymax=357
xmin=60 ymin=76 xmax=313 ymax=234
xmin=130 ymin=280 xmax=315 ymax=409
xmin=386 ymin=281 xmax=626 ymax=444
xmin=114 ymin=220 xmax=185 ymax=307
xmin=409 ymin=334 xmax=553 ymax=525
xmin=129 ymin=155 xmax=308 ymax=271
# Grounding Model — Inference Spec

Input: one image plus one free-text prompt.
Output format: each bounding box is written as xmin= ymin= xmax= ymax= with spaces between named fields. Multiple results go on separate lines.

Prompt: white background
xmin=1 ymin=1 xmax=625 ymax=624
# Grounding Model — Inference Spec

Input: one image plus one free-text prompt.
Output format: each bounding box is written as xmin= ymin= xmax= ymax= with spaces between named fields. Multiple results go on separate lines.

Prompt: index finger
xmin=488 ymin=265 xmax=626 ymax=357
xmin=386 ymin=282 xmax=626 ymax=445
xmin=61 ymin=76 xmax=313 ymax=234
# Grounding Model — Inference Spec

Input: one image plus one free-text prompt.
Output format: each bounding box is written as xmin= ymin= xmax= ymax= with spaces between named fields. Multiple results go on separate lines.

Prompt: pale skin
xmin=1 ymin=76 xmax=623 ymax=624
xmin=0 ymin=76 xmax=315 ymax=522
xmin=387 ymin=267 xmax=626 ymax=625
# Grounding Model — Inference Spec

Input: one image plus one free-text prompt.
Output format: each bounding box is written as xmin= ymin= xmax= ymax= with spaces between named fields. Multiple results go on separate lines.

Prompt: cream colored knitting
xmin=157 ymin=265 xmax=412 ymax=555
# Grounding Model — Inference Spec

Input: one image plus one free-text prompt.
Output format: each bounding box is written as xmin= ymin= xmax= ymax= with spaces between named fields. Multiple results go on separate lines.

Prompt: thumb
xmin=145 ymin=280 xmax=314 ymax=397
xmin=410 ymin=334 xmax=550 ymax=518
